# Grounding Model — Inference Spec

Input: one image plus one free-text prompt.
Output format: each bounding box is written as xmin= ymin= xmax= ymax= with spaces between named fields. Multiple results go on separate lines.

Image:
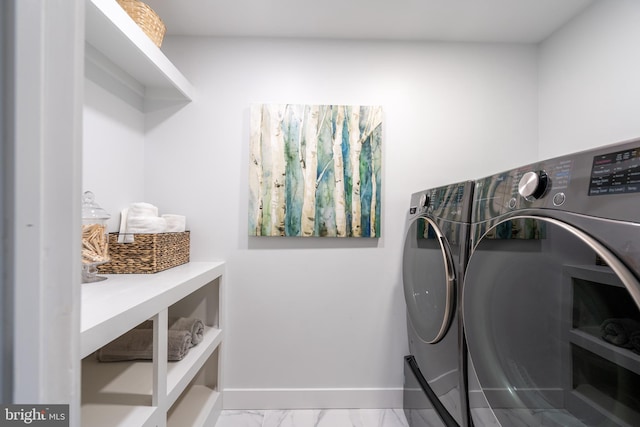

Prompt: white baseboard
xmin=222 ymin=387 xmax=404 ymax=410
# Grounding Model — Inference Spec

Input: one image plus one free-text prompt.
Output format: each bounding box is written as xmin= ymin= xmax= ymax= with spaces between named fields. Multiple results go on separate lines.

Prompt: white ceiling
xmin=144 ymin=0 xmax=596 ymax=43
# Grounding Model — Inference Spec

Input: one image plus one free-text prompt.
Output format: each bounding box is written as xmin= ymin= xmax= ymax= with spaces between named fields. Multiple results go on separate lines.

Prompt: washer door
xmin=403 ymin=216 xmax=456 ymax=344
xmin=464 ymin=216 xmax=640 ymax=427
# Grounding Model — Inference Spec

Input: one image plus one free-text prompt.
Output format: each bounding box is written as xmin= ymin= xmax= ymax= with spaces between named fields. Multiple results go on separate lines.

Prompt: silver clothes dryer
xmin=403 ymin=181 xmax=474 ymax=427
xmin=464 ymin=138 xmax=640 ymax=426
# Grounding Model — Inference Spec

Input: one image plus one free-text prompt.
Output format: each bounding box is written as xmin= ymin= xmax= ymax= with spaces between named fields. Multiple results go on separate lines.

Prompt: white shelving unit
xmin=80 ymin=2 xmax=215 ymax=426
xmin=81 ymin=261 xmax=225 ymax=427
xmin=85 ymin=0 xmax=195 ymax=111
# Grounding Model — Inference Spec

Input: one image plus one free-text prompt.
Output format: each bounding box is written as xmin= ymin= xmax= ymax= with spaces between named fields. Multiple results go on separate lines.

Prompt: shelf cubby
xmin=80 ymin=262 xmax=225 ymax=427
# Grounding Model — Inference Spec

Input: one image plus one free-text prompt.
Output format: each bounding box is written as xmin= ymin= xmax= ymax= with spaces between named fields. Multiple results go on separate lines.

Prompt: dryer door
xmin=403 ymin=216 xmax=457 ymax=345
xmin=463 ymin=216 xmax=640 ymax=427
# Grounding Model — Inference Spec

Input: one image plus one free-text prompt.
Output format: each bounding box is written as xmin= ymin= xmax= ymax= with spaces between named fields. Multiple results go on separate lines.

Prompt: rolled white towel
xmin=126 ymin=216 xmax=167 ymax=234
xmin=162 ymin=214 xmax=186 ymax=232
xmin=128 ymin=202 xmax=159 ymax=218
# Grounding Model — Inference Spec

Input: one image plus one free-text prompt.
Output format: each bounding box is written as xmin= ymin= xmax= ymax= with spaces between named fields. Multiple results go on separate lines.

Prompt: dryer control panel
xmin=473 ymin=138 xmax=640 ymax=224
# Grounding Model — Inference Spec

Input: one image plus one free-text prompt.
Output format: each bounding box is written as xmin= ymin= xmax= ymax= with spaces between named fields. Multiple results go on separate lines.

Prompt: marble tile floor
xmin=214 ymin=409 xmax=411 ymax=427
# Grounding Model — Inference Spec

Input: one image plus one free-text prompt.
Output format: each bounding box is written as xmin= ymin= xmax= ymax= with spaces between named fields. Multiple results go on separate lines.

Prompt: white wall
xmin=538 ymin=0 xmax=640 ymax=158
xmin=83 ymin=79 xmax=146 ymax=231
xmin=141 ymin=37 xmax=538 ymax=409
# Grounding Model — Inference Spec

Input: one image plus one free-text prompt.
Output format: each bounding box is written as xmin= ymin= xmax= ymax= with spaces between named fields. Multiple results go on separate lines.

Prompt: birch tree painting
xmin=249 ymin=104 xmax=383 ymax=237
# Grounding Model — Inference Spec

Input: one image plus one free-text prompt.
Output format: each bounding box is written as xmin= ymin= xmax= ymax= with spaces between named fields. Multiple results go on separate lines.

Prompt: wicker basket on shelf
xmin=116 ymin=0 xmax=166 ymax=48
xmin=98 ymin=231 xmax=190 ymax=274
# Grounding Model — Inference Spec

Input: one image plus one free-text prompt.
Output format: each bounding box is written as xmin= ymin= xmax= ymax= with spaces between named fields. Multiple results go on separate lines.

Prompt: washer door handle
xmin=424 ymin=230 xmax=456 ymax=344
xmin=403 ymin=216 xmax=459 ymax=344
xmin=440 ymin=235 xmax=457 ymax=285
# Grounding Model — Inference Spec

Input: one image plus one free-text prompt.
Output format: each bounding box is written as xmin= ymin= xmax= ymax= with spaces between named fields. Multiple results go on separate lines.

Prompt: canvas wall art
xmin=249 ymin=104 xmax=383 ymax=237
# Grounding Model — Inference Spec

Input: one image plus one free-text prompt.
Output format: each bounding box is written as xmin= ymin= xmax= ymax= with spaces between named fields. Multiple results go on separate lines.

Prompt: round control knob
xmin=518 ymin=171 xmax=549 ymax=200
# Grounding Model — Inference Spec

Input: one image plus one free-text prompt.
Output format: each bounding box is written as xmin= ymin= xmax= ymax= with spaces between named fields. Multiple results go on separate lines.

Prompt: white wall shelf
xmin=81 ymin=402 xmax=158 ymax=427
xmin=167 ymin=326 xmax=222 ymax=403
xmin=81 ymin=261 xmax=224 ymax=358
xmin=85 ymin=0 xmax=195 ymax=111
xmin=167 ymin=385 xmax=221 ymax=427
xmin=80 ymin=261 xmax=225 ymax=427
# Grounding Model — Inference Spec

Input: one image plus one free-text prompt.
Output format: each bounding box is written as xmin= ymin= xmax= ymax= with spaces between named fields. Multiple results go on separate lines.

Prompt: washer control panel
xmin=409 ymin=181 xmax=473 ymax=222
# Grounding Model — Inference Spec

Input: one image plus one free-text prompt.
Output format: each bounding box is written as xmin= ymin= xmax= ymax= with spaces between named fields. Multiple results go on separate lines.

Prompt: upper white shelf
xmin=85 ymin=0 xmax=195 ymax=110
xmin=81 ymin=261 xmax=225 ymax=358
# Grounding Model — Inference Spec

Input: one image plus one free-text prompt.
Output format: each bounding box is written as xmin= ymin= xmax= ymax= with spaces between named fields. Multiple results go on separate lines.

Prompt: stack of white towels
xmin=118 ymin=202 xmax=186 ymax=243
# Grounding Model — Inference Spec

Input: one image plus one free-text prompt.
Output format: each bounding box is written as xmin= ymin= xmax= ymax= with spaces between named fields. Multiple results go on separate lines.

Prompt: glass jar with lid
xmin=81 ymin=191 xmax=110 ymax=283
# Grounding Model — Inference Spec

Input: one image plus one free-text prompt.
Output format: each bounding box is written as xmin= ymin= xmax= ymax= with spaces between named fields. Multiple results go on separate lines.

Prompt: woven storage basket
xmin=98 ymin=231 xmax=190 ymax=274
xmin=116 ymin=0 xmax=166 ymax=48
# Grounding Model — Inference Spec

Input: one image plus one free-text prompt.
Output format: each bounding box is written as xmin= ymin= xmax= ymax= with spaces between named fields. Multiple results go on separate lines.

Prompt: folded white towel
xmin=117 ymin=202 xmax=178 ymax=240
xmin=126 ymin=216 xmax=167 ymax=234
xmin=128 ymin=202 xmax=159 ymax=218
xmin=118 ymin=208 xmax=131 ymax=243
xmin=162 ymin=214 xmax=186 ymax=232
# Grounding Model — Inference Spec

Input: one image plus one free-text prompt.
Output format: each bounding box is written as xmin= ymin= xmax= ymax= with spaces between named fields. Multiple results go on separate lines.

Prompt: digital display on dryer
xmin=589 ymin=146 xmax=640 ymax=195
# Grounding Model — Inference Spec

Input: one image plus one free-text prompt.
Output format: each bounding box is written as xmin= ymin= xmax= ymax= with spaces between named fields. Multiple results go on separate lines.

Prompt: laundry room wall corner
xmin=538 ymin=0 xmax=640 ymax=158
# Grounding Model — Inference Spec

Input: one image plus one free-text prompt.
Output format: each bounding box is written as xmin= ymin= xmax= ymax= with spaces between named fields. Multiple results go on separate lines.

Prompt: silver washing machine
xmin=464 ymin=138 xmax=640 ymax=426
xmin=403 ymin=181 xmax=474 ymax=427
